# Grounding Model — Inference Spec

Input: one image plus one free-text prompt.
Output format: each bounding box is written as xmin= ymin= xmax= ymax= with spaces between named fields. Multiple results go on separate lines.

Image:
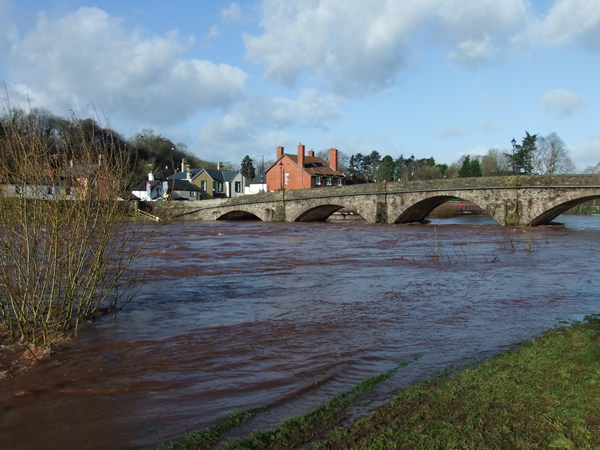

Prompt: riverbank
xmin=162 ymin=315 xmax=600 ymax=449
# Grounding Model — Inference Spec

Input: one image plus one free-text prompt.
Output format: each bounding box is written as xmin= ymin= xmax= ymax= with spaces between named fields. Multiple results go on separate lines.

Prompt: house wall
xmin=229 ymin=172 xmax=246 ymax=198
xmin=194 ymin=172 xmax=214 ymax=199
xmin=266 ymin=156 xmax=312 ymax=191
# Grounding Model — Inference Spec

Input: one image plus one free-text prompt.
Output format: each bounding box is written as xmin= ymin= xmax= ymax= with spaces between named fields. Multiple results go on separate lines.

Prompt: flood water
xmin=1 ymin=215 xmax=600 ymax=448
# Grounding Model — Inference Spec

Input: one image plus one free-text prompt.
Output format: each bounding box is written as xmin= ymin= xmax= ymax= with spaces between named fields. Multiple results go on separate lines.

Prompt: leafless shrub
xmin=0 ymin=103 xmax=152 ymax=347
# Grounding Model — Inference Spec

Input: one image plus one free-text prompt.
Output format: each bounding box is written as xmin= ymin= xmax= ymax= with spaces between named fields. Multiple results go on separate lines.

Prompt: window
xmin=190 ymin=191 xmax=195 ymax=197
xmin=326 ymin=176 xmax=332 ymax=186
xmin=235 ymin=181 xmax=241 ymax=193
xmin=285 ymin=173 xmax=290 ymax=185
xmin=200 ymin=181 xmax=207 ymax=192
xmin=337 ymin=177 xmax=343 ymax=186
xmin=217 ymin=182 xmax=223 ymax=192
xmin=314 ymin=175 xmax=321 ymax=185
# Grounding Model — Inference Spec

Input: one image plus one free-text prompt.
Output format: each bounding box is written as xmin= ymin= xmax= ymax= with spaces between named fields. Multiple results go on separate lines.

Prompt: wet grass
xmin=159 ymin=361 xmax=411 ymax=450
xmin=160 ymin=316 xmax=600 ymax=449
xmin=320 ymin=315 xmax=600 ymax=449
xmin=159 ymin=410 xmax=255 ymax=450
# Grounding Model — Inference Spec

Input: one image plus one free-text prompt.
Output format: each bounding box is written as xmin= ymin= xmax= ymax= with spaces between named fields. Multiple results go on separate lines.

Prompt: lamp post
xmin=279 ymin=161 xmax=284 ymax=192
xmin=511 ymin=138 xmax=516 ymax=174
xmin=409 ymin=154 xmax=415 ymax=180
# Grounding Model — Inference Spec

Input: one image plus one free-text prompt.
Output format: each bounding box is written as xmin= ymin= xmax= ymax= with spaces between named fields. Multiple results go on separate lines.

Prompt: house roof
xmin=131 ymin=179 xmax=163 ymax=191
xmin=171 ymin=179 xmax=202 ymax=191
xmin=203 ymin=169 xmax=240 ymax=182
xmin=248 ymin=173 xmax=267 ymax=185
xmin=169 ymin=168 xmax=203 ymax=181
xmin=168 ymin=168 xmax=241 ymax=182
xmin=267 ymin=154 xmax=343 ymax=176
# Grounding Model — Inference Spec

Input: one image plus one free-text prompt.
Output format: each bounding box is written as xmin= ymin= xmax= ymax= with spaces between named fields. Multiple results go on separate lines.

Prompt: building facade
xmin=265 ymin=144 xmax=344 ymax=192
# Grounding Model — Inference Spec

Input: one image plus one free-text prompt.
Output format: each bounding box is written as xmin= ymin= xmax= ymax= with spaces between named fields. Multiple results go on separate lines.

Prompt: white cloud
xmin=514 ymin=0 xmax=600 ymax=50
xmin=437 ymin=0 xmax=526 ymax=66
xmin=572 ymin=135 xmax=600 ymax=171
xmin=197 ymin=89 xmax=341 ymax=162
xmin=244 ymin=0 xmax=433 ymax=96
xmin=222 ymin=3 xmax=244 ymax=23
xmin=243 ymin=0 xmax=530 ymax=95
xmin=447 ymin=34 xmax=496 ymax=67
xmin=4 ymin=7 xmax=248 ymax=125
xmin=540 ymin=89 xmax=587 ymax=118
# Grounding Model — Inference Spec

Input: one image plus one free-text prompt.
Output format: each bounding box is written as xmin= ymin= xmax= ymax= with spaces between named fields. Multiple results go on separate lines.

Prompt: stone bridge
xmin=146 ymin=174 xmax=600 ymax=226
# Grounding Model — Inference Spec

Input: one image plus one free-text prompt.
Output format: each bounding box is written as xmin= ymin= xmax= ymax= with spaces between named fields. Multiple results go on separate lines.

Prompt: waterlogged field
xmin=1 ymin=215 xmax=599 ymax=448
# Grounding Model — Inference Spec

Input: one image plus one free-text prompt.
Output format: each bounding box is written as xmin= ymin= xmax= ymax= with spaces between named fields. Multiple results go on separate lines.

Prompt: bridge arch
xmin=294 ymin=204 xmax=345 ymax=222
xmin=390 ymin=192 xmax=501 ymax=225
xmin=529 ymin=193 xmax=600 ymax=226
xmin=216 ymin=210 xmax=262 ymax=221
xmin=287 ymin=197 xmax=374 ymax=222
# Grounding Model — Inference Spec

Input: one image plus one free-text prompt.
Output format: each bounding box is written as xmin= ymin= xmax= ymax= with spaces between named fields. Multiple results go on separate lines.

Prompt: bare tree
xmin=0 ymin=105 xmax=152 ymax=347
xmin=533 ymin=133 xmax=575 ymax=174
xmin=481 ymin=148 xmax=511 ymax=176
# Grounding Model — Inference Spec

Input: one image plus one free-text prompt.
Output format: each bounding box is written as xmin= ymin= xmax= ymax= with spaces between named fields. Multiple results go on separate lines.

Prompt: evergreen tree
xmin=240 ymin=155 xmax=256 ymax=182
xmin=458 ymin=155 xmax=482 ymax=178
xmin=507 ymin=132 xmax=537 ymax=174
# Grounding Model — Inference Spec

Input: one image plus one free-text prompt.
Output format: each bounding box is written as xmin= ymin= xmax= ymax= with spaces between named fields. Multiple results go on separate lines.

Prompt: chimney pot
xmin=298 ymin=143 xmax=305 ymax=168
xmin=329 ymin=148 xmax=338 ymax=172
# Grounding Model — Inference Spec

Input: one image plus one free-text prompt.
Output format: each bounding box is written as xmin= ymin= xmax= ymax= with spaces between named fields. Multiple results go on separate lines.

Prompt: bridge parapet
xmin=144 ymin=174 xmax=600 ymax=226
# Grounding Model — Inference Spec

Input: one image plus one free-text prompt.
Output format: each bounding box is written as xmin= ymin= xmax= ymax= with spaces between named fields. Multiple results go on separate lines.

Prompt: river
xmin=1 ymin=215 xmax=599 ymax=448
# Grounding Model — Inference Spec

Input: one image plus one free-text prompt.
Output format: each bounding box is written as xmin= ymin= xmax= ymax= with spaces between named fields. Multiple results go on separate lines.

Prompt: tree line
xmin=0 ymin=107 xmax=224 ymax=186
xmin=342 ymin=132 xmax=578 ymax=182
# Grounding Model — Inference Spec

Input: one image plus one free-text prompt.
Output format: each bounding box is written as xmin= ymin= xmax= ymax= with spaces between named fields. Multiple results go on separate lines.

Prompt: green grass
xmin=319 ymin=315 xmax=600 ymax=449
xmin=159 ymin=410 xmax=255 ymax=450
xmin=159 ymin=316 xmax=600 ymax=449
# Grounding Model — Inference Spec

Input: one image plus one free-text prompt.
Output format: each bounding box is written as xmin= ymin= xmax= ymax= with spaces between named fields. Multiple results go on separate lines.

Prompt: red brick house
xmin=265 ymin=144 xmax=345 ymax=191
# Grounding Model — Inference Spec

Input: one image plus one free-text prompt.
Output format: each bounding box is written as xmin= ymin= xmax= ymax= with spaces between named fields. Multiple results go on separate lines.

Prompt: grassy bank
xmin=161 ymin=316 xmax=600 ymax=449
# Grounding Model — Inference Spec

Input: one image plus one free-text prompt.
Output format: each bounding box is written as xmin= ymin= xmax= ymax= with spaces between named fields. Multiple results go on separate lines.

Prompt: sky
xmin=0 ymin=0 xmax=599 ymax=172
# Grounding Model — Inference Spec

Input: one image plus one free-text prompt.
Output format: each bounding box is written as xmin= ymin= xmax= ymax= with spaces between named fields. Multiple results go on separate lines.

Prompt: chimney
xmin=148 ymin=172 xmax=154 ymax=181
xmin=217 ymin=162 xmax=223 ymax=170
xmin=298 ymin=143 xmax=305 ymax=168
xmin=308 ymin=150 xmax=314 ymax=157
xmin=329 ymin=148 xmax=338 ymax=171
xmin=181 ymin=158 xmax=187 ymax=172
xmin=277 ymin=146 xmax=284 ymax=159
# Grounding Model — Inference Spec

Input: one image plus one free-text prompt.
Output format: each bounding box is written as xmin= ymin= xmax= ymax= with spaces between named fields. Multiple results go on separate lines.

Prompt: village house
xmin=265 ymin=144 xmax=344 ymax=191
xmin=167 ymin=160 xmax=245 ymax=200
xmin=131 ymin=172 xmax=167 ymax=201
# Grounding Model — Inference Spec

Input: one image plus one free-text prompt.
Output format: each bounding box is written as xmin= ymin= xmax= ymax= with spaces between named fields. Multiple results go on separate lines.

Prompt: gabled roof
xmin=267 ymin=154 xmax=343 ymax=176
xmin=171 ymin=179 xmax=202 ymax=191
xmin=248 ymin=173 xmax=267 ymax=185
xmin=203 ymin=169 xmax=241 ymax=182
xmin=169 ymin=168 xmax=203 ymax=180
xmin=131 ymin=179 xmax=164 ymax=191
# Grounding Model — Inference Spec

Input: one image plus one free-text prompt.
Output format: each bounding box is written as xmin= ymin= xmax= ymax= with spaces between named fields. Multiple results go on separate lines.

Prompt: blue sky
xmin=1 ymin=0 xmax=598 ymax=171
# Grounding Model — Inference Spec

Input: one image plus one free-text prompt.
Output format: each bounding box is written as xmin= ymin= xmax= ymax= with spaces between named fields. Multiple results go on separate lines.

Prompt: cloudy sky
xmin=1 ymin=0 xmax=599 ymax=171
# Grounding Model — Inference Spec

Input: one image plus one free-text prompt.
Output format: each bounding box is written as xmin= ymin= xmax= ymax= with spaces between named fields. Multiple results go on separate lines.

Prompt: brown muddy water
xmin=1 ymin=215 xmax=600 ymax=449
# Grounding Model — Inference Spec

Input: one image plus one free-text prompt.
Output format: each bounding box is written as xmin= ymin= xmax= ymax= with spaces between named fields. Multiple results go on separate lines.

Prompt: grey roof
xmin=171 ymin=179 xmax=202 ymax=191
xmin=203 ymin=169 xmax=240 ymax=182
xmin=169 ymin=168 xmax=203 ymax=180
xmin=248 ymin=173 xmax=267 ymax=184
xmin=132 ymin=179 xmax=164 ymax=191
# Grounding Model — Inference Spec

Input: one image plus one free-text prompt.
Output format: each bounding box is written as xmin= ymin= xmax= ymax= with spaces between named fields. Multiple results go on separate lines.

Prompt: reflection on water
xmin=1 ymin=215 xmax=599 ymax=449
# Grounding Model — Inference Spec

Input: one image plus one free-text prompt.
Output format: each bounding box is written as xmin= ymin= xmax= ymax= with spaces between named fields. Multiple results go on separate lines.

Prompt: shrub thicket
xmin=0 ymin=106 xmax=150 ymax=347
